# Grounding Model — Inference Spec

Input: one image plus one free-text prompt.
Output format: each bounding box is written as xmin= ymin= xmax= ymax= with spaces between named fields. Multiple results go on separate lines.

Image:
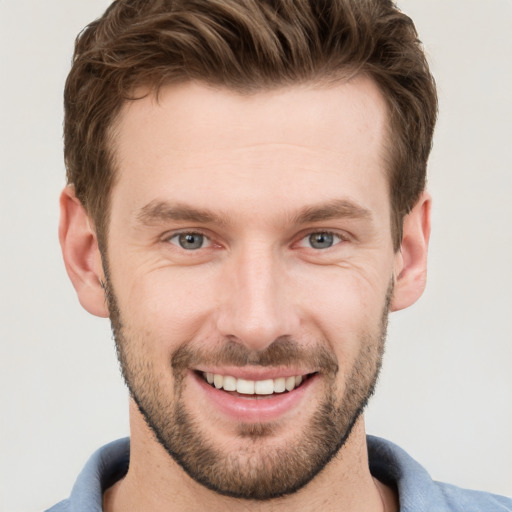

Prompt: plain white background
xmin=0 ymin=1 xmax=511 ymax=511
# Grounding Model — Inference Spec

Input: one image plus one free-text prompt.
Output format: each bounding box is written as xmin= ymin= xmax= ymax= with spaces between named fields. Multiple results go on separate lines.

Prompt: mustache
xmin=171 ymin=336 xmax=339 ymax=377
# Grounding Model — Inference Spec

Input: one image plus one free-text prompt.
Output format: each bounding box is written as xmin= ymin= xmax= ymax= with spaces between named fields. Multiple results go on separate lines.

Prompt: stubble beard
xmin=103 ymin=271 xmax=391 ymax=500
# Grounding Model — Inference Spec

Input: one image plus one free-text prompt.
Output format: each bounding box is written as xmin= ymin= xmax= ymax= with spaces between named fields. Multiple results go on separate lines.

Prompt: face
xmin=103 ymin=79 xmax=399 ymax=499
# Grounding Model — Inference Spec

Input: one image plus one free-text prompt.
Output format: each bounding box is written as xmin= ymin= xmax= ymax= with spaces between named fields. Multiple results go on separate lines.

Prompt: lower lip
xmin=190 ymin=371 xmax=317 ymax=423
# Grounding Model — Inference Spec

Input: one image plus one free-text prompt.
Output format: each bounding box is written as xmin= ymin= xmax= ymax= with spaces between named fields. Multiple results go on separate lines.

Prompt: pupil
xmin=310 ymin=232 xmax=333 ymax=249
xmin=179 ymin=233 xmax=203 ymax=250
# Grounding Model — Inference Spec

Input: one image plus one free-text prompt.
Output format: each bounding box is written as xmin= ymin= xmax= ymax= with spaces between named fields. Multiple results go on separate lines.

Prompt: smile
xmin=191 ymin=369 xmax=319 ymax=422
xmin=201 ymin=371 xmax=313 ymax=395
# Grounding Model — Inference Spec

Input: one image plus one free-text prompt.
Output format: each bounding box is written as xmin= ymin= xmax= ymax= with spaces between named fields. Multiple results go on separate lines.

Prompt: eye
xmin=300 ymin=231 xmax=343 ymax=250
xmin=168 ymin=232 xmax=210 ymax=250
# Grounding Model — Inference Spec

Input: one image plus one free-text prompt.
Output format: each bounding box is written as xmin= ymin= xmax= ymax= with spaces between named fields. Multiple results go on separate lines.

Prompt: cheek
xmin=291 ymin=265 xmax=389 ymax=354
xmin=114 ymin=265 xmax=220 ymax=347
xmin=294 ymin=262 xmax=388 ymax=317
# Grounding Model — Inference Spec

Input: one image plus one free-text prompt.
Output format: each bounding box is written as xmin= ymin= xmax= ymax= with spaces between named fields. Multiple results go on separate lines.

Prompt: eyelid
xmin=160 ymin=228 xmax=350 ymax=250
xmin=163 ymin=229 xmax=214 ymax=248
xmin=294 ymin=229 xmax=348 ymax=249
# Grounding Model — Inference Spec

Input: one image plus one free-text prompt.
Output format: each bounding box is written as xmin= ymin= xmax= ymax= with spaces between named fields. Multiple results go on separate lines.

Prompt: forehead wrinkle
xmin=136 ymin=200 xmax=231 ymax=227
xmin=291 ymin=199 xmax=373 ymax=225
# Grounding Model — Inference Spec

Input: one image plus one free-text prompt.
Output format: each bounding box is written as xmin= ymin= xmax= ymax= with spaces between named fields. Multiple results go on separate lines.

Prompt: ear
xmin=59 ymin=186 xmax=109 ymax=318
xmin=391 ymin=191 xmax=432 ymax=312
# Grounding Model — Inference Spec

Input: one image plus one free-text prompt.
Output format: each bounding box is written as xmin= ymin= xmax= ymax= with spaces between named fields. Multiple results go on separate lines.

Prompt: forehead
xmin=110 ymin=78 xmax=390 ymax=222
xmin=115 ymin=77 xmax=388 ymax=154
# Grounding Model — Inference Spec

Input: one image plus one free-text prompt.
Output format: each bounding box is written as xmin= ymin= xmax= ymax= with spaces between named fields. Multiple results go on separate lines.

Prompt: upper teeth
xmin=204 ymin=372 xmax=304 ymax=395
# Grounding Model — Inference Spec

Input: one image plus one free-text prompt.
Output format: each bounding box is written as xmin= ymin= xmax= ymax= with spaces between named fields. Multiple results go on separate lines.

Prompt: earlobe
xmin=391 ymin=192 xmax=432 ymax=312
xmin=59 ymin=186 xmax=109 ymax=318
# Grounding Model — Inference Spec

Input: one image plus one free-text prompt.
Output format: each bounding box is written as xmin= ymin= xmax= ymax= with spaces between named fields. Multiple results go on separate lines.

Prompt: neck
xmin=103 ymin=401 xmax=396 ymax=512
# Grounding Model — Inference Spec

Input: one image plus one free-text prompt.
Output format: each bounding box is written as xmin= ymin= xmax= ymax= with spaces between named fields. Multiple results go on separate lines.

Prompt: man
xmin=48 ymin=0 xmax=511 ymax=511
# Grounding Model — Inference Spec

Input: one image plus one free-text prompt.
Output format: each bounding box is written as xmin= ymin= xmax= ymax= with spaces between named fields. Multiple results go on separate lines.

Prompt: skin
xmin=59 ymin=77 xmax=430 ymax=512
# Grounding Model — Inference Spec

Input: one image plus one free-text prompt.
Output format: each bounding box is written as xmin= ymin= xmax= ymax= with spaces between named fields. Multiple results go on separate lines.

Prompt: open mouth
xmin=199 ymin=371 xmax=316 ymax=396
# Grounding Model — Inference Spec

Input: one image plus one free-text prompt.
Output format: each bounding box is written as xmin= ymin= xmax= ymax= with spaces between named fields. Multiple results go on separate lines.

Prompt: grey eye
xmin=171 ymin=233 xmax=207 ymax=250
xmin=308 ymin=232 xmax=335 ymax=249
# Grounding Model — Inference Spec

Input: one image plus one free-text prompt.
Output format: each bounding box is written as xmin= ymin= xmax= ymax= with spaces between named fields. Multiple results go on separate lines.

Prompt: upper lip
xmin=193 ymin=366 xmax=315 ymax=380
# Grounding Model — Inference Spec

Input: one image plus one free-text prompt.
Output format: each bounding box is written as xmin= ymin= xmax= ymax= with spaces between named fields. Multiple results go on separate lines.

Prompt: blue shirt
xmin=46 ymin=436 xmax=512 ymax=511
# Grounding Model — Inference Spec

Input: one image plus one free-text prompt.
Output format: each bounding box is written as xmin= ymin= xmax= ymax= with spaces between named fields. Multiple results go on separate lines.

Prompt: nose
xmin=215 ymin=245 xmax=299 ymax=352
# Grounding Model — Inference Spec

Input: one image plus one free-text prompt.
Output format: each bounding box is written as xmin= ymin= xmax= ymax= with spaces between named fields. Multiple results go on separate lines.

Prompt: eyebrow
xmin=136 ymin=200 xmax=229 ymax=226
xmin=136 ymin=198 xmax=372 ymax=228
xmin=291 ymin=199 xmax=372 ymax=224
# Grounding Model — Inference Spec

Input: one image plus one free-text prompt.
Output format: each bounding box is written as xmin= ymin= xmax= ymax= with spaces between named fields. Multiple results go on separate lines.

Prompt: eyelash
xmin=165 ymin=230 xmax=213 ymax=250
xmin=163 ymin=229 xmax=348 ymax=252
xmin=296 ymin=230 xmax=346 ymax=250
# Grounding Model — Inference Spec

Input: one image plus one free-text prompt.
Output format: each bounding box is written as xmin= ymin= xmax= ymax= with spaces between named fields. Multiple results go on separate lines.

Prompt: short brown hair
xmin=64 ymin=0 xmax=437 ymax=250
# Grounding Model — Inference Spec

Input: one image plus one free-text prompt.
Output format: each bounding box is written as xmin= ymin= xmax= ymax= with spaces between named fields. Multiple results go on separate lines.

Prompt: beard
xmin=103 ymin=270 xmax=391 ymax=501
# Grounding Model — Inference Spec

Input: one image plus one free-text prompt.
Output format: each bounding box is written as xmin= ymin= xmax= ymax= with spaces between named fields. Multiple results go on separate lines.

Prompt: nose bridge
xmin=216 ymin=242 xmax=296 ymax=351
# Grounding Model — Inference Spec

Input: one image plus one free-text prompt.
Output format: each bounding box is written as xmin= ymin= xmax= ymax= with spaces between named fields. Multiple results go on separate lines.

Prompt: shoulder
xmin=44 ymin=438 xmax=130 ymax=512
xmin=436 ymin=482 xmax=512 ymax=512
xmin=367 ymin=435 xmax=512 ymax=512
xmin=45 ymin=499 xmax=70 ymax=512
